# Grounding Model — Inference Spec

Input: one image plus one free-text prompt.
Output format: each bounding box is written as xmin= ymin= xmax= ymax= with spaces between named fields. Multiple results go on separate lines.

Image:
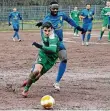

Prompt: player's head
xmin=86 ymin=4 xmax=91 ymax=10
xmin=49 ymin=1 xmax=59 ymax=16
xmin=106 ymin=1 xmax=110 ymax=7
xmin=74 ymin=7 xmax=78 ymax=11
xmin=13 ymin=8 xmax=17 ymax=12
xmin=42 ymin=22 xmax=53 ymax=37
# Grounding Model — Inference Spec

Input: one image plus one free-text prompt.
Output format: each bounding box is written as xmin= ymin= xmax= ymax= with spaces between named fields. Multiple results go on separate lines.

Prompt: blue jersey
xmin=80 ymin=9 xmax=94 ymax=24
xmin=8 ymin=11 xmax=22 ymax=25
xmin=42 ymin=11 xmax=78 ymax=41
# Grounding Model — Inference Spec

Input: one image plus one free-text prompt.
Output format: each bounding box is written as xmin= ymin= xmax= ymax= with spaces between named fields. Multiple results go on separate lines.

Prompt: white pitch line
xmin=64 ymin=32 xmax=109 ymax=37
xmin=64 ymin=39 xmax=110 ymax=45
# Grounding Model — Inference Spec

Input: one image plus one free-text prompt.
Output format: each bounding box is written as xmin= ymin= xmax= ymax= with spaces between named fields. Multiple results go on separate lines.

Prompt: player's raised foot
xmin=81 ymin=41 xmax=85 ymax=46
xmin=18 ymin=39 xmax=21 ymax=42
xmin=22 ymin=89 xmax=28 ymax=98
xmin=53 ymin=83 xmax=60 ymax=91
xmin=86 ymin=42 xmax=89 ymax=46
xmin=21 ymin=80 xmax=27 ymax=87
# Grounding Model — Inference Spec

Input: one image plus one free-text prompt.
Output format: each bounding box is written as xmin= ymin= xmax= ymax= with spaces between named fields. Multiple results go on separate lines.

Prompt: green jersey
xmin=70 ymin=10 xmax=80 ymax=22
xmin=35 ymin=31 xmax=60 ymax=75
xmin=101 ymin=7 xmax=110 ymax=26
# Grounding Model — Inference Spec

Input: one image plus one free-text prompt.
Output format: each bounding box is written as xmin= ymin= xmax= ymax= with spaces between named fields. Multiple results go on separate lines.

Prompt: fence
xmin=0 ymin=5 xmax=104 ymax=30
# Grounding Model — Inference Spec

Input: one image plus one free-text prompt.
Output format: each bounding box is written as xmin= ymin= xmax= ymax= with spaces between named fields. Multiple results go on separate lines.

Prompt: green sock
xmin=24 ymin=79 xmax=33 ymax=91
xmin=76 ymin=30 xmax=78 ymax=34
xmin=100 ymin=31 xmax=104 ymax=38
xmin=108 ymin=31 xmax=110 ymax=41
xmin=24 ymin=85 xmax=30 ymax=91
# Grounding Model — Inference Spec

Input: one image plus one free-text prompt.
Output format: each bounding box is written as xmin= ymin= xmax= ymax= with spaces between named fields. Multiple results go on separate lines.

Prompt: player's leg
xmin=22 ymin=54 xmax=58 ymax=96
xmin=76 ymin=29 xmax=79 ymax=36
xmin=12 ymin=25 xmax=17 ymax=41
xmin=98 ymin=22 xmax=107 ymax=40
xmin=86 ymin=23 xmax=92 ymax=46
xmin=81 ymin=24 xmax=87 ymax=45
xmin=15 ymin=24 xmax=21 ymax=41
xmin=22 ymin=64 xmax=43 ymax=97
xmin=108 ymin=25 xmax=110 ymax=41
xmin=76 ymin=21 xmax=79 ymax=36
xmin=54 ymin=42 xmax=67 ymax=91
xmin=22 ymin=52 xmax=45 ymax=97
xmin=98 ymin=27 xmax=106 ymax=40
xmin=74 ymin=28 xmax=76 ymax=36
xmin=86 ymin=31 xmax=91 ymax=46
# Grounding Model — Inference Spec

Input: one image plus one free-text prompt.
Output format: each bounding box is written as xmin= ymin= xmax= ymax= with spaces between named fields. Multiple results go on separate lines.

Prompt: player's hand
xmin=9 ymin=23 xmax=11 ymax=26
xmin=32 ymin=42 xmax=42 ymax=49
xmin=35 ymin=22 xmax=43 ymax=27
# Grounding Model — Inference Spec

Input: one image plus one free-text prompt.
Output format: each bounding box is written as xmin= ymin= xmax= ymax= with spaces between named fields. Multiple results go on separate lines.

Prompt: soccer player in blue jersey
xmin=35 ymin=1 xmax=85 ymax=91
xmin=22 ymin=1 xmax=85 ymax=91
xmin=8 ymin=8 xmax=22 ymax=42
xmin=79 ymin=4 xmax=94 ymax=46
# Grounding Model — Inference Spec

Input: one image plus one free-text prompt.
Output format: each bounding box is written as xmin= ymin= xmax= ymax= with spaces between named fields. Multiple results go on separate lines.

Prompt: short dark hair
xmin=86 ymin=4 xmax=91 ymax=6
xmin=50 ymin=1 xmax=58 ymax=5
xmin=42 ymin=22 xmax=53 ymax=29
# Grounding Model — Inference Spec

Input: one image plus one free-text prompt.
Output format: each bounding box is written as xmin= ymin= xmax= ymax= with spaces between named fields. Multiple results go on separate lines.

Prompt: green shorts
xmin=102 ymin=18 xmax=108 ymax=27
xmin=34 ymin=50 xmax=58 ymax=75
xmin=102 ymin=22 xmax=108 ymax=27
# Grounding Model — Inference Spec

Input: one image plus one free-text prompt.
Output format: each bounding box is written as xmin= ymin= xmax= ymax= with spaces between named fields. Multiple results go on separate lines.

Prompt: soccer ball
xmin=40 ymin=95 xmax=55 ymax=109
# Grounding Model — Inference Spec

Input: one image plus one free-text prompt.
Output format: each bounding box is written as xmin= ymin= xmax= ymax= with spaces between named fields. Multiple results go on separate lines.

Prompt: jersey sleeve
xmin=62 ymin=12 xmax=78 ymax=27
xmin=42 ymin=35 xmax=58 ymax=54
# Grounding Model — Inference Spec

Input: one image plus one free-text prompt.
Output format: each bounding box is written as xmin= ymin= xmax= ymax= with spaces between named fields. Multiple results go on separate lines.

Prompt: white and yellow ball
xmin=40 ymin=95 xmax=55 ymax=109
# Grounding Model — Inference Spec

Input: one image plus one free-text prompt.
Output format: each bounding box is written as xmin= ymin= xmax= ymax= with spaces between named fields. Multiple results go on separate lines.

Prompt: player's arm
xmin=78 ymin=11 xmax=80 ymax=21
xmin=63 ymin=12 xmax=85 ymax=32
xmin=18 ymin=12 xmax=22 ymax=20
xmin=91 ymin=10 xmax=95 ymax=20
xmin=79 ymin=15 xmax=85 ymax=20
xmin=79 ymin=10 xmax=85 ymax=20
xmin=42 ymin=37 xmax=58 ymax=54
xmin=8 ymin=13 xmax=12 ymax=26
xmin=32 ymin=36 xmax=58 ymax=54
xmin=63 ymin=12 xmax=77 ymax=27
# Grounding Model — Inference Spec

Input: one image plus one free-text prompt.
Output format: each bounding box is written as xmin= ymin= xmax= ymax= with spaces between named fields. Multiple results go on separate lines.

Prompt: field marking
xmin=64 ymin=32 xmax=109 ymax=37
xmin=63 ymin=38 xmax=110 ymax=45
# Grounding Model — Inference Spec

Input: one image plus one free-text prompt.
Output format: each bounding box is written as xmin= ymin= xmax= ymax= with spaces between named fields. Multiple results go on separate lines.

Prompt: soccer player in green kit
xmin=98 ymin=1 xmax=110 ymax=41
xmin=22 ymin=22 xmax=60 ymax=97
xmin=70 ymin=7 xmax=80 ymax=36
